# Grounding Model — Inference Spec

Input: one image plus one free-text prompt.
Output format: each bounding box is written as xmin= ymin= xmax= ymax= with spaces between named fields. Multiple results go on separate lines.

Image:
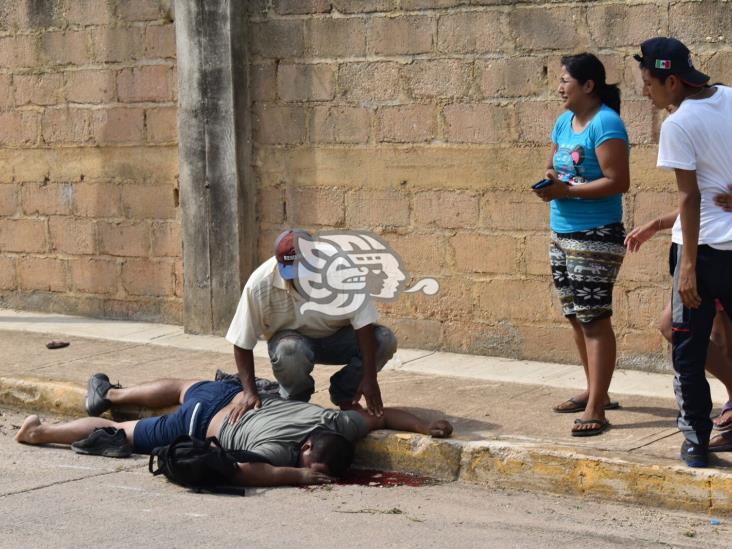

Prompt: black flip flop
xmin=553 ymin=398 xmax=620 ymax=414
xmin=571 ymin=418 xmax=610 ymax=437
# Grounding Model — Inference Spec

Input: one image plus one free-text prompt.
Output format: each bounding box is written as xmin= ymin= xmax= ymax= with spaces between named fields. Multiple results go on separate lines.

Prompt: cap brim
xmin=278 ymin=262 xmax=296 ymax=280
xmin=681 ymin=69 xmax=710 ymax=87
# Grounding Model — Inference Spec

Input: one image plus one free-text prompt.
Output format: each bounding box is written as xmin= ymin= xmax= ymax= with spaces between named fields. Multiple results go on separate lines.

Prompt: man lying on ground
xmin=15 ymin=374 xmax=452 ymax=487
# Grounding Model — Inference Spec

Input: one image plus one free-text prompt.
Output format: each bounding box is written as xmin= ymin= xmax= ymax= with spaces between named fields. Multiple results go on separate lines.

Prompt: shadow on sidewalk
xmin=604 ymin=406 xmax=676 ymax=430
xmin=617 ymin=405 xmax=677 ymax=418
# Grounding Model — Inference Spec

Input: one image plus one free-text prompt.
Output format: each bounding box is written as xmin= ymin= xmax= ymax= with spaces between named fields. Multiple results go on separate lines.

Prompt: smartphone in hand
xmin=532 ymin=178 xmax=553 ymax=190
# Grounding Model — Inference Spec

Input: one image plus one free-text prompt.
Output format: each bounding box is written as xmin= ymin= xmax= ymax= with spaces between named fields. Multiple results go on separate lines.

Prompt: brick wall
xmin=0 ymin=0 xmax=181 ymax=322
xmin=2 ymin=0 xmax=729 ymax=371
xmin=249 ymin=0 xmax=732 ymax=372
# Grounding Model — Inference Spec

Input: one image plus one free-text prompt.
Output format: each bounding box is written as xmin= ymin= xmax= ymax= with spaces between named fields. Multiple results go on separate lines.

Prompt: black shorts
xmin=669 ymin=242 xmax=678 ymax=276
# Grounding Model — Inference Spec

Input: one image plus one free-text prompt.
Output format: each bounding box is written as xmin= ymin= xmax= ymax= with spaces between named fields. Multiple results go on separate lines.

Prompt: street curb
xmin=3 ymin=376 xmax=732 ymax=515
xmin=357 ymin=435 xmax=732 ymax=515
xmin=459 ymin=441 xmax=732 ymax=515
xmin=354 ymin=430 xmax=463 ymax=481
xmin=0 ymin=377 xmax=86 ymax=417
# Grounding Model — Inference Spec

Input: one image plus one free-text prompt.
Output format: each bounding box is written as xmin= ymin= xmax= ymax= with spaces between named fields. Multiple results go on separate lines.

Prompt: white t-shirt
xmin=657 ymin=85 xmax=732 ymax=250
xmin=225 ymin=257 xmax=379 ymax=350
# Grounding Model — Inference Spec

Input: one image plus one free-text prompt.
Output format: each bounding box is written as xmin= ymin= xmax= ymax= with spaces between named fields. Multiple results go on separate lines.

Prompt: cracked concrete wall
xmin=248 ymin=0 xmax=732 ymax=372
xmin=2 ymin=0 xmax=731 ymax=371
xmin=0 ymin=0 xmax=182 ymax=323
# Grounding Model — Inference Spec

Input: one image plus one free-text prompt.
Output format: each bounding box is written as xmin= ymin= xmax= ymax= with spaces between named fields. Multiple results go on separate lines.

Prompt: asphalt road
xmin=1 ymin=408 xmax=730 ymax=549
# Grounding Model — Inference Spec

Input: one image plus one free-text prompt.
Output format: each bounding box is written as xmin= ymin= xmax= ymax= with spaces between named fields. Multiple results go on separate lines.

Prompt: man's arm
xmin=625 ymin=208 xmax=679 ymax=252
xmin=676 ymin=169 xmax=702 ymax=309
xmin=229 ymin=346 xmax=262 ymax=423
xmin=352 ymin=324 xmax=383 ymax=417
xmin=233 ymin=462 xmax=333 ymax=487
xmin=356 ymin=408 xmax=453 ymax=438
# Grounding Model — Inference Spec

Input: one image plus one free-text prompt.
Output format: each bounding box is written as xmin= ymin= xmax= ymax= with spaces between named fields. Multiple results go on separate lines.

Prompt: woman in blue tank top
xmin=533 ymin=53 xmax=630 ymax=437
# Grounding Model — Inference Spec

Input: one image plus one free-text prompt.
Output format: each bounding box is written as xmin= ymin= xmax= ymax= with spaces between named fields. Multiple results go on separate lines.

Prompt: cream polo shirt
xmin=225 ymin=256 xmax=379 ymax=350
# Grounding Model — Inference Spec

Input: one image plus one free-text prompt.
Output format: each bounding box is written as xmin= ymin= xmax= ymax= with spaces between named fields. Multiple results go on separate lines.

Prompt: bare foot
xmin=571 ymin=417 xmax=610 ymax=436
xmin=553 ymin=393 xmax=617 ymax=413
xmin=572 ymin=408 xmax=608 ymax=435
xmin=429 ymin=419 xmax=453 ymax=438
xmin=15 ymin=415 xmax=41 ymax=444
xmin=713 ymin=407 xmax=732 ymax=429
xmin=710 ymin=431 xmax=732 ymax=451
xmin=552 ymin=392 xmax=590 ymax=412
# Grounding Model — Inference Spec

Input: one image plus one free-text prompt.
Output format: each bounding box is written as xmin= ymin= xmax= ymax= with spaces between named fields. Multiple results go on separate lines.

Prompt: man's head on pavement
xmin=298 ymin=429 xmax=355 ymax=477
xmin=274 ymin=229 xmax=311 ymax=281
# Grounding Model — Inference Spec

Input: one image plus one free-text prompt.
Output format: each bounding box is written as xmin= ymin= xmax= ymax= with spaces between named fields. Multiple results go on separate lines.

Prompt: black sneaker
xmin=71 ymin=427 xmax=132 ymax=458
xmin=85 ymin=373 xmax=120 ymax=417
xmin=680 ymin=440 xmax=708 ymax=468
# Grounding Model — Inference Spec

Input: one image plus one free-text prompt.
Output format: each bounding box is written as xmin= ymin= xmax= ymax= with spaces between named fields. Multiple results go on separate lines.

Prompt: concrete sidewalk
xmin=2 ymin=308 xmax=732 ymax=514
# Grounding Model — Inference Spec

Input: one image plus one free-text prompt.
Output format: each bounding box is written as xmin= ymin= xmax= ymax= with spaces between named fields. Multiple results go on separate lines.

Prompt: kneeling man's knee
xmin=374 ymin=325 xmax=397 ymax=367
xmin=270 ymin=337 xmax=314 ymax=373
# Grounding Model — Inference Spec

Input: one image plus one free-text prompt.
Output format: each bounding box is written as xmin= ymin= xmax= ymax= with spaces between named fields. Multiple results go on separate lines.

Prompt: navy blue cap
xmin=634 ymin=37 xmax=709 ymax=86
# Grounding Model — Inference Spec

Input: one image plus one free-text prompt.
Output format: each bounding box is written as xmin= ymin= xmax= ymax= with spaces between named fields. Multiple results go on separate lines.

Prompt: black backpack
xmin=149 ymin=435 xmax=269 ymax=495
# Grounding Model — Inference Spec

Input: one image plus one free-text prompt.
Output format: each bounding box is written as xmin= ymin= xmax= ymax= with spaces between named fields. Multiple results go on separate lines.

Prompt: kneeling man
xmin=225 ymin=230 xmax=398 ymax=422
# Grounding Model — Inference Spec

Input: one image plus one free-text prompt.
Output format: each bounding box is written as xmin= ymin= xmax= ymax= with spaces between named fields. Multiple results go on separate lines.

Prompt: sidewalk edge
xmin=3 ymin=376 xmax=731 ymax=515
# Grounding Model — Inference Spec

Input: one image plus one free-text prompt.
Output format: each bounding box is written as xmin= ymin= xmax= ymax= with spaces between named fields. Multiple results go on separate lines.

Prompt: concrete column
xmin=175 ymin=0 xmax=256 ymax=335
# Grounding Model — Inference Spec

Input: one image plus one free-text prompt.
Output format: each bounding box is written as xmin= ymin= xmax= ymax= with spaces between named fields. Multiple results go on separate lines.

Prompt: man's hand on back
xmin=227 ymin=389 xmax=261 ymax=423
xmin=353 ymin=375 xmax=383 ymax=417
xmin=230 ymin=346 xmax=261 ymax=422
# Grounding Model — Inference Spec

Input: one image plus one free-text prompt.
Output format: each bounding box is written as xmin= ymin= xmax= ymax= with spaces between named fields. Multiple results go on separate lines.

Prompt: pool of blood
xmin=337 ymin=469 xmax=436 ymax=487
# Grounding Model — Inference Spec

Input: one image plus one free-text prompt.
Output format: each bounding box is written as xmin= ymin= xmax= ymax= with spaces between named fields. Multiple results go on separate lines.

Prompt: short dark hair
xmin=308 ymin=430 xmax=355 ymax=477
xmin=638 ymin=61 xmax=721 ymax=89
xmin=638 ymin=60 xmax=727 ymax=90
xmin=561 ymin=52 xmax=621 ymax=114
xmin=636 ymin=58 xmax=672 ymax=84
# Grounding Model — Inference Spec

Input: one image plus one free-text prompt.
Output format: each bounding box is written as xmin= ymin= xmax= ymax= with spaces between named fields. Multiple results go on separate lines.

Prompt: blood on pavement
xmin=337 ymin=469 xmax=437 ymax=488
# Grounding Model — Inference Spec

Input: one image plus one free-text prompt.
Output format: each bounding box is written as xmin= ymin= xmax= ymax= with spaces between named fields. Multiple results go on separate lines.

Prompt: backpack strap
xmin=227 ymin=449 xmax=271 ymax=464
xmin=148 ymin=444 xmax=169 ymax=476
xmin=203 ymin=436 xmax=224 ymax=451
xmin=202 ymin=434 xmax=271 ymax=465
xmin=148 ymin=453 xmax=161 ymax=476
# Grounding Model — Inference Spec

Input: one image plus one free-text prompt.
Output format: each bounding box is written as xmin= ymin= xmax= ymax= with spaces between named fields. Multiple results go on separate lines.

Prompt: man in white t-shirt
xmin=224 ymin=230 xmax=397 ymax=423
xmin=636 ymin=37 xmax=732 ymax=467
